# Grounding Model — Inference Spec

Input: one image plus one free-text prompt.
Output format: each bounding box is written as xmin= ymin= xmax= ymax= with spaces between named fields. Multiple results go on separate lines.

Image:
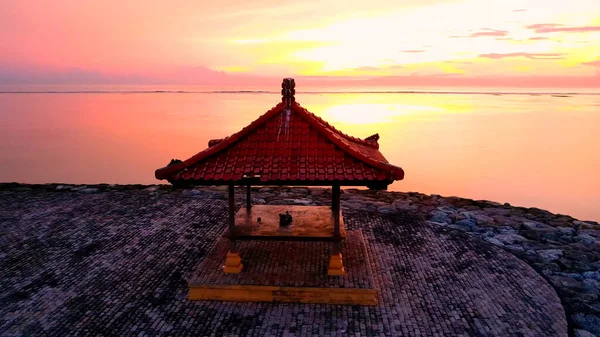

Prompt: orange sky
xmin=1 ymin=0 xmax=599 ymax=87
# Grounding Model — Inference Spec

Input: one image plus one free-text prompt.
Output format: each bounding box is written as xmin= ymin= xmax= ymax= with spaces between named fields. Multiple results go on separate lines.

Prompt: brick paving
xmin=192 ymin=230 xmax=373 ymax=289
xmin=0 ymin=190 xmax=567 ymax=336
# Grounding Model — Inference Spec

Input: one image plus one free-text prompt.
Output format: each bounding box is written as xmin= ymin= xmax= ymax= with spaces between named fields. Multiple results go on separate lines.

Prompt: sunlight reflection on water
xmin=0 ymin=91 xmax=598 ymax=220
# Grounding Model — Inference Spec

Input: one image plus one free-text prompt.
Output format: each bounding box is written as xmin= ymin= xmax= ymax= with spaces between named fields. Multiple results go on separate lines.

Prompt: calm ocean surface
xmin=1 ymin=86 xmax=599 ymax=221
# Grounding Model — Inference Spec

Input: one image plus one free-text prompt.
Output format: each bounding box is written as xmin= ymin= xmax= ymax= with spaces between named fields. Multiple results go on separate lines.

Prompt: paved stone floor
xmin=192 ymin=230 xmax=373 ymax=289
xmin=0 ymin=190 xmax=568 ymax=336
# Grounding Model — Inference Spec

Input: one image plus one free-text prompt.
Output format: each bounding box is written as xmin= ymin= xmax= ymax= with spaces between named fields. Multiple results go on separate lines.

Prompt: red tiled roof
xmin=155 ymin=101 xmax=404 ymax=187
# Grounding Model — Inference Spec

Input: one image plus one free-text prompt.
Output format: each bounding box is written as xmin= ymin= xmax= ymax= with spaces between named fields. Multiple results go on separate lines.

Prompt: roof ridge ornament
xmin=281 ymin=78 xmax=295 ymax=108
xmin=364 ymin=134 xmax=380 ymax=142
xmin=278 ymin=78 xmax=295 ymax=142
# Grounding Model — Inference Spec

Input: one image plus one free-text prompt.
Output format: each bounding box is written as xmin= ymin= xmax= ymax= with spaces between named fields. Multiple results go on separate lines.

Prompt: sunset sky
xmin=1 ymin=0 xmax=599 ymax=87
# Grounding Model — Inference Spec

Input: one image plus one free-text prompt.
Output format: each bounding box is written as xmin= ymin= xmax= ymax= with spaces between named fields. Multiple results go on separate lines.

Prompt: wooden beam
xmin=188 ymin=284 xmax=377 ymax=305
xmin=246 ymin=184 xmax=251 ymax=209
xmin=223 ymin=235 xmax=345 ymax=242
xmin=332 ymin=184 xmax=340 ymax=237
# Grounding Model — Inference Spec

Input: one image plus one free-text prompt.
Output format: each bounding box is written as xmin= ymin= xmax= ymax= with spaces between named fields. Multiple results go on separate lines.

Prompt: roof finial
xmin=281 ymin=78 xmax=295 ymax=107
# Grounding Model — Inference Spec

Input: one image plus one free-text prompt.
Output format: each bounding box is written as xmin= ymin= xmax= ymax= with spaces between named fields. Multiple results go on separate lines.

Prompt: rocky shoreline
xmin=2 ymin=183 xmax=599 ymax=336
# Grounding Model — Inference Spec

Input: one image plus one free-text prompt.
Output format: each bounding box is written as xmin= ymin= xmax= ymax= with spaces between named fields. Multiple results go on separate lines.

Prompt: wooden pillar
xmin=246 ymin=184 xmax=251 ymax=209
xmin=328 ymin=184 xmax=345 ymax=276
xmin=332 ymin=184 xmax=341 ymax=237
xmin=224 ymin=184 xmax=243 ymax=274
xmin=228 ymin=184 xmax=236 ymax=250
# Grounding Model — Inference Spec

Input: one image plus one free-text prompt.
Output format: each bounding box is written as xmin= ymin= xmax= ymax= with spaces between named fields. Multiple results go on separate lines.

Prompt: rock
xmin=251 ymin=198 xmax=266 ymax=204
xmin=504 ymin=245 xmax=525 ymax=252
xmin=311 ymin=189 xmax=326 ymax=196
xmin=574 ymin=220 xmax=599 ymax=229
xmin=81 ymin=188 xmax=98 ymax=194
xmin=446 ymin=224 xmax=472 ymax=232
xmin=421 ymin=198 xmax=439 ymax=206
xmin=340 ymin=201 xmax=369 ymax=211
xmin=352 ymin=201 xmax=379 ymax=212
xmin=460 ymin=211 xmax=494 ymax=225
xmin=494 ymin=234 xmax=527 ymax=245
xmin=579 ymin=229 xmax=600 ymax=239
xmin=498 ymin=217 xmax=523 ymax=230
xmin=572 ymin=314 xmax=600 ymax=336
xmin=574 ymin=329 xmax=596 ymax=337
xmin=181 ymin=189 xmax=203 ymax=197
xmin=490 ymin=215 xmax=507 ymax=224
xmin=267 ymin=199 xmax=296 ymax=205
xmin=462 ymin=205 xmax=482 ymax=211
xmin=583 ymin=271 xmax=600 ymax=281
xmin=535 ymin=262 xmax=561 ymax=273
xmin=473 ymin=214 xmax=494 ymax=226
xmin=371 ymin=201 xmax=389 ymax=208
xmin=392 ymin=200 xmax=418 ymax=211
xmin=427 ymin=221 xmax=449 ymax=228
xmin=484 ymin=237 xmax=504 ymax=247
xmin=289 ymin=188 xmax=309 ymax=195
xmin=436 ymin=206 xmax=457 ymax=214
xmin=56 ymin=185 xmax=68 ymax=190
xmin=483 ymin=208 xmax=511 ymax=216
xmin=269 ymin=198 xmax=316 ymax=206
xmin=557 ymin=227 xmax=576 ymax=236
xmin=523 ymin=221 xmax=553 ymax=231
xmin=143 ymin=186 xmax=159 ymax=192
xmin=576 ymin=234 xmax=598 ymax=245
xmin=455 ymin=218 xmax=477 ymax=229
xmin=258 ymin=188 xmax=273 ymax=193
xmin=583 ymin=279 xmax=600 ymax=295
xmin=498 ymin=226 xmax=518 ymax=235
xmin=558 ymin=258 xmax=596 ymax=273
xmin=14 ymin=187 xmax=32 ymax=192
xmin=459 ymin=211 xmax=476 ymax=219
xmin=549 ymin=215 xmax=573 ymax=227
xmin=554 ymin=272 xmax=584 ymax=280
xmin=429 ymin=210 xmax=452 ymax=224
xmin=291 ymin=198 xmax=313 ymax=205
xmin=537 ymin=249 xmax=563 ymax=262
xmin=522 ymin=221 xmax=559 ymax=239
xmin=377 ymin=205 xmax=397 ymax=214
xmin=549 ymin=275 xmax=584 ymax=290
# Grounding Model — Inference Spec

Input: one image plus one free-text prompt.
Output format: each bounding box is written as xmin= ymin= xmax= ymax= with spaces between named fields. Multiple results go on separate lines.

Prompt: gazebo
xmin=155 ymin=78 xmax=404 ymax=276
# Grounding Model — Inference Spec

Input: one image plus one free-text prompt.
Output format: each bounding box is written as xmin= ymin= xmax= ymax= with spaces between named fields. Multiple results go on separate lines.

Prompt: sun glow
xmin=320 ymin=103 xmax=443 ymax=125
xmin=221 ymin=0 xmax=600 ymax=79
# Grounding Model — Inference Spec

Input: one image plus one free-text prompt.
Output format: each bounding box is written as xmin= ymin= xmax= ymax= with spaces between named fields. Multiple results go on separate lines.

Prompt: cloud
xmin=0 ymin=64 xmax=277 ymax=85
xmin=539 ymin=26 xmax=600 ymax=33
xmin=512 ymin=9 xmax=527 ymax=12
xmin=528 ymin=37 xmax=548 ymax=41
xmin=400 ymin=50 xmax=425 ymax=53
xmin=470 ymin=29 xmax=509 ymax=37
xmin=447 ymin=61 xmax=474 ymax=65
xmin=353 ymin=64 xmax=404 ymax=71
xmin=526 ymin=23 xmax=600 ymax=33
xmin=451 ymin=28 xmax=509 ymax=38
xmin=353 ymin=66 xmax=380 ymax=71
xmin=583 ymin=60 xmax=600 ymax=67
xmin=479 ymin=53 xmax=565 ymax=60
xmin=526 ymin=23 xmax=563 ymax=30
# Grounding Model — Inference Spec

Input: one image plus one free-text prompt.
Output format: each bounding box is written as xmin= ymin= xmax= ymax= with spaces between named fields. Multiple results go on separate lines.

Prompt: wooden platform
xmin=225 ymin=205 xmax=346 ymax=241
xmin=189 ymin=284 xmax=376 ymax=305
xmin=189 ymin=230 xmax=376 ymax=305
